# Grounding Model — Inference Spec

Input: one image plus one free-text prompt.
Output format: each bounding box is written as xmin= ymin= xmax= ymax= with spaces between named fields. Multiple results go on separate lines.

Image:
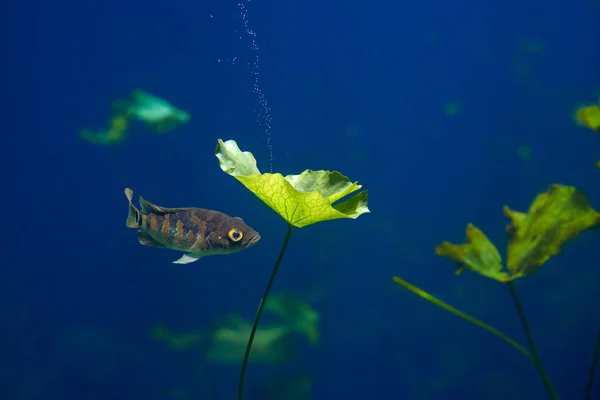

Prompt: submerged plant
xmin=215 ymin=139 xmax=369 ymax=399
xmin=80 ymin=89 xmax=190 ymax=146
xmin=574 ymin=97 xmax=600 ymax=168
xmin=394 ymin=184 xmax=600 ymax=399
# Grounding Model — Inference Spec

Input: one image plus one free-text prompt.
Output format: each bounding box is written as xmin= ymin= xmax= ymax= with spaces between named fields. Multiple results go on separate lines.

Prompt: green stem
xmin=507 ymin=281 xmax=560 ymax=400
xmin=392 ymin=276 xmax=533 ymax=361
xmin=584 ymin=327 xmax=600 ymax=400
xmin=237 ymin=223 xmax=293 ymax=400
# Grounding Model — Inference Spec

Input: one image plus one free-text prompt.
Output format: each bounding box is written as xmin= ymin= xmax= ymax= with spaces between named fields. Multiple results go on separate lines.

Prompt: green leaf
xmin=215 ymin=139 xmax=370 ymax=228
xmin=215 ymin=139 xmax=261 ymax=176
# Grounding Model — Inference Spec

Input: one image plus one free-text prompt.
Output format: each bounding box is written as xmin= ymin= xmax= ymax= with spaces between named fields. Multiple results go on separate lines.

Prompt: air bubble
xmin=238 ymin=1 xmax=274 ymax=172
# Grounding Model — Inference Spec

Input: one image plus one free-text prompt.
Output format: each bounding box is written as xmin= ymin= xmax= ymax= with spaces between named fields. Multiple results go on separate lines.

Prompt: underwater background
xmin=4 ymin=0 xmax=600 ymax=399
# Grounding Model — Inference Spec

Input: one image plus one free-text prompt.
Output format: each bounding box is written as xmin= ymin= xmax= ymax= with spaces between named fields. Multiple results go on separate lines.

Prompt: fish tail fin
xmin=125 ymin=188 xmax=141 ymax=228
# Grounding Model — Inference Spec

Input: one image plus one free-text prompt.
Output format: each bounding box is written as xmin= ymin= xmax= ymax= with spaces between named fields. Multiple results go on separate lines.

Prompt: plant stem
xmin=507 ymin=281 xmax=560 ymax=400
xmin=392 ymin=276 xmax=533 ymax=360
xmin=237 ymin=223 xmax=293 ymax=400
xmin=584 ymin=327 xmax=600 ymax=400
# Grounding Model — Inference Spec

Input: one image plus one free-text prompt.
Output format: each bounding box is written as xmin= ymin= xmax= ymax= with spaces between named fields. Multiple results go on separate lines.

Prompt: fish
xmin=124 ymin=188 xmax=260 ymax=264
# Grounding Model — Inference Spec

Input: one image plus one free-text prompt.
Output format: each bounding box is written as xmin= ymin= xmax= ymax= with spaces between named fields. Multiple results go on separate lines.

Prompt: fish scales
xmin=144 ymin=209 xmax=238 ymax=252
xmin=142 ymin=209 xmax=199 ymax=251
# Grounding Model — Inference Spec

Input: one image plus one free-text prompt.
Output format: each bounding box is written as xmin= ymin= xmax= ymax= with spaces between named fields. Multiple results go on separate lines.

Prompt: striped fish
xmin=124 ymin=188 xmax=260 ymax=264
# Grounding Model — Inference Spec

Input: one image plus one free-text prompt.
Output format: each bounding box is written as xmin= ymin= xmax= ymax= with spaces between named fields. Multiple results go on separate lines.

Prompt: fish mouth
xmin=248 ymin=234 xmax=261 ymax=246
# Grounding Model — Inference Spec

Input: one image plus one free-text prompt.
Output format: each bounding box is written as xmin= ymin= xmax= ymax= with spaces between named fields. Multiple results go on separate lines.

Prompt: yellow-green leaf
xmin=215 ymin=139 xmax=370 ymax=228
xmin=435 ymin=223 xmax=510 ymax=282
xmin=215 ymin=139 xmax=261 ymax=176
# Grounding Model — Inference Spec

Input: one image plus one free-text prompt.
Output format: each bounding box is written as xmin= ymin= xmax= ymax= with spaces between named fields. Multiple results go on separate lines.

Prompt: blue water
xmin=4 ymin=0 xmax=600 ymax=399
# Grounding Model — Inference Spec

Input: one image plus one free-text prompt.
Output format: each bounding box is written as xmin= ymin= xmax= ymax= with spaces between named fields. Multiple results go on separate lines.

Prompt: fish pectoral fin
xmin=137 ymin=231 xmax=165 ymax=248
xmin=139 ymin=196 xmax=188 ymax=215
xmin=173 ymin=253 xmax=203 ymax=264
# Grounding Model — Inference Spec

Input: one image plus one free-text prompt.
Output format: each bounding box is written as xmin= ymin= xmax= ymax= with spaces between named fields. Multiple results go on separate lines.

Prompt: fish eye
xmin=228 ymin=228 xmax=243 ymax=242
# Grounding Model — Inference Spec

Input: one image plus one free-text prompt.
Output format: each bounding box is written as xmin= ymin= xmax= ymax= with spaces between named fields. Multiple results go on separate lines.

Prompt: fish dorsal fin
xmin=137 ymin=231 xmax=165 ymax=248
xmin=139 ymin=195 xmax=187 ymax=214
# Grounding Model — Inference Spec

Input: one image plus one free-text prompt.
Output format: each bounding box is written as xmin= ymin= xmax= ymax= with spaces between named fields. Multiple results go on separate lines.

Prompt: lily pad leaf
xmin=215 ymin=139 xmax=369 ymax=228
xmin=504 ymin=184 xmax=600 ymax=278
xmin=215 ymin=139 xmax=261 ymax=176
xmin=435 ymin=223 xmax=511 ymax=282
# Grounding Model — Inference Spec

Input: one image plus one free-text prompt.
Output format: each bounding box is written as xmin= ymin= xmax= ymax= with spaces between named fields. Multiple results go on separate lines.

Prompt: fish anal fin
xmin=139 ymin=196 xmax=188 ymax=214
xmin=173 ymin=254 xmax=203 ymax=264
xmin=137 ymin=231 xmax=165 ymax=248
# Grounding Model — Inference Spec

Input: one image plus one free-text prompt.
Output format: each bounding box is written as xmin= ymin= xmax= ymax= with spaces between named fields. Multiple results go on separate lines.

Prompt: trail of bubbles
xmin=238 ymin=1 xmax=274 ymax=172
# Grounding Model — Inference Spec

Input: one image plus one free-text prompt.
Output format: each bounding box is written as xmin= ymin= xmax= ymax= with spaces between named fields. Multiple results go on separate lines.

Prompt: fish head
xmin=208 ymin=215 xmax=260 ymax=252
